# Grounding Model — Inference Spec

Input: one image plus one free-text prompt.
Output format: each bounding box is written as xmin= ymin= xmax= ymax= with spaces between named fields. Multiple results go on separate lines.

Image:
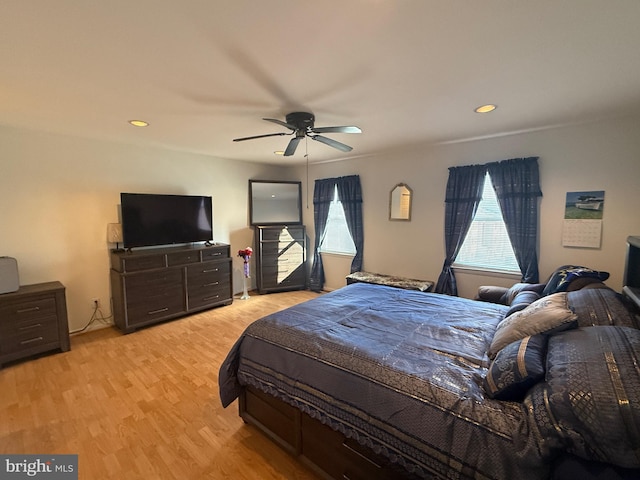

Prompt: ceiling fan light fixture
xmin=128 ymin=119 xmax=149 ymax=127
xmin=234 ymin=111 xmax=361 ymax=156
xmin=474 ymin=104 xmax=497 ymax=114
xmin=274 ymin=151 xmax=285 ymax=155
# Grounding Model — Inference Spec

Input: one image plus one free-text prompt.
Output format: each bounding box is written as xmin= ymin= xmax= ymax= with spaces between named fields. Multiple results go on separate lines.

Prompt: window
xmin=454 ymin=173 xmax=520 ymax=273
xmin=319 ymin=186 xmax=356 ymax=255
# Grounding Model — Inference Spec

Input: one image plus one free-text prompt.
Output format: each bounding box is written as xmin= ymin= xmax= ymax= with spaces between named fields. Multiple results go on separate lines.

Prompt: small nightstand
xmin=0 ymin=281 xmax=70 ymax=367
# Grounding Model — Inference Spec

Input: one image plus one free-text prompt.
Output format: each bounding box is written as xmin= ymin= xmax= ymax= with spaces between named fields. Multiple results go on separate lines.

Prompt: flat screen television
xmin=623 ymin=235 xmax=640 ymax=309
xmin=120 ymin=193 xmax=213 ymax=248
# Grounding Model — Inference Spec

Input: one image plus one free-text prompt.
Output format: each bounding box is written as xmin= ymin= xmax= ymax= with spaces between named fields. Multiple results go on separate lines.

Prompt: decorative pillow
xmin=568 ymin=288 xmax=639 ymax=328
xmin=488 ymin=292 xmax=577 ymax=359
xmin=504 ymin=290 xmax=541 ymax=317
xmin=524 ymin=326 xmax=640 ymax=469
xmin=542 ymin=265 xmax=609 ymax=296
xmin=483 ymin=334 xmax=546 ymax=401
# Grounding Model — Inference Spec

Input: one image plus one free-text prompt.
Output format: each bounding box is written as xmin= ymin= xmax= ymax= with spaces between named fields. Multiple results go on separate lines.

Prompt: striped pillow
xmin=484 ymin=334 xmax=547 ymax=401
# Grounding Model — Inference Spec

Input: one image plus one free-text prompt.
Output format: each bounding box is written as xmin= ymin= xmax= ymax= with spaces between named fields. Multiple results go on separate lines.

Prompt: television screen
xmin=625 ymin=236 xmax=640 ymax=289
xmin=121 ymin=193 xmax=213 ymax=248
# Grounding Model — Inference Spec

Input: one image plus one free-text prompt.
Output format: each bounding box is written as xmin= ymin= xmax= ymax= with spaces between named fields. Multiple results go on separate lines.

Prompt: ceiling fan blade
xmin=311 ymin=126 xmax=362 ymax=134
xmin=311 ymin=135 xmax=353 ymax=152
xmin=284 ymin=137 xmax=302 ymax=156
xmin=233 ymin=132 xmax=287 ymax=142
xmin=263 ymin=118 xmax=297 ymax=130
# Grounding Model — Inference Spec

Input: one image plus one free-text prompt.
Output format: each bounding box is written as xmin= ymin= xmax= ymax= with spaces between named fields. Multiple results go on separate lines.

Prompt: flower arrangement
xmin=238 ymin=247 xmax=253 ymax=278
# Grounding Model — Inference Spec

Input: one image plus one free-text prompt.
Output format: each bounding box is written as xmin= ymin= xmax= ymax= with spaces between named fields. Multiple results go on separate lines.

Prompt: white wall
xmin=0 ymin=126 xmax=289 ymax=332
xmin=298 ymin=115 xmax=640 ymax=298
xmin=2 ymin=114 xmax=639 ymax=334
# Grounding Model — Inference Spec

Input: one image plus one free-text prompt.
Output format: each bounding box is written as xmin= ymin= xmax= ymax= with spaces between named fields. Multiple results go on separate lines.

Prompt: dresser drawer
xmin=260 ymin=253 xmax=304 ymax=267
xmin=121 ymin=254 xmax=166 ymax=272
xmin=261 ymin=262 xmax=305 ymax=276
xmin=167 ymin=250 xmax=200 ymax=266
xmin=2 ymin=320 xmax=60 ymax=355
xmin=0 ymin=296 xmax=57 ymax=328
xmin=125 ymin=286 xmax=184 ymax=325
xmin=202 ymin=245 xmax=229 ymax=261
xmin=260 ymin=268 xmax=306 ymax=289
xmin=187 ymin=283 xmax=231 ymax=310
xmin=260 ymin=241 xmax=305 ymax=257
xmin=124 ymin=269 xmax=183 ymax=292
xmin=259 ymin=226 xmax=305 ymax=242
xmin=187 ymin=261 xmax=229 ymax=283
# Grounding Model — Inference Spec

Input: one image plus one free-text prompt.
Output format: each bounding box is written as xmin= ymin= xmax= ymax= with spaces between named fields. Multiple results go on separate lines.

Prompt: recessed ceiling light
xmin=129 ymin=120 xmax=149 ymax=127
xmin=274 ymin=151 xmax=285 ymax=155
xmin=474 ymin=104 xmax=497 ymax=113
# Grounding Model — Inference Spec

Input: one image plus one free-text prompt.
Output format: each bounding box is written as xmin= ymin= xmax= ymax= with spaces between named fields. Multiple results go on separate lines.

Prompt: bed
xmin=219 ymin=277 xmax=640 ymax=480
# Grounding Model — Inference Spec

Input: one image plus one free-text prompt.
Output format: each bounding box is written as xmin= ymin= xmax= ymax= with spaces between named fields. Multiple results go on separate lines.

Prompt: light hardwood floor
xmin=0 ymin=290 xmax=322 ymax=479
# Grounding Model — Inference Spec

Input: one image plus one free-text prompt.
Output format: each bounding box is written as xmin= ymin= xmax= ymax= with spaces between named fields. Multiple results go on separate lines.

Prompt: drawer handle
xmin=204 ymin=281 xmax=220 ymax=287
xmin=203 ymin=295 xmax=220 ymax=301
xmin=20 ymin=336 xmax=44 ymax=345
xmin=17 ymin=306 xmax=40 ymax=314
xmin=203 ymin=268 xmax=219 ymax=273
xmin=210 ymin=252 xmax=222 ymax=256
xmin=148 ymin=307 xmax=169 ymax=315
xmin=19 ymin=323 xmax=42 ymax=330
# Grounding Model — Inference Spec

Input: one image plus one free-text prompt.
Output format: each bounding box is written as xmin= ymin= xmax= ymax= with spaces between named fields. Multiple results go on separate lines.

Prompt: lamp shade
xmin=107 ymin=223 xmax=123 ymax=243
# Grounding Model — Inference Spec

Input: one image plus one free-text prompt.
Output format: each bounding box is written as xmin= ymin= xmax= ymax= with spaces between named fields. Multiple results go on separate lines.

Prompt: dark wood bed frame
xmin=239 ymin=386 xmax=420 ymax=480
xmin=239 ymin=387 xmax=640 ymax=480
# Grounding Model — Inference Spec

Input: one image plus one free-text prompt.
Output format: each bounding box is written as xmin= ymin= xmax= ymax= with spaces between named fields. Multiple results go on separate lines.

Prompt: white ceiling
xmin=2 ymin=1 xmax=640 ymax=165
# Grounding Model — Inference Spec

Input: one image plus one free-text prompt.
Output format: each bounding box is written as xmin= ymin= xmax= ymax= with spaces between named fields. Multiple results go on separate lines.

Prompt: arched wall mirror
xmin=389 ymin=183 xmax=412 ymax=221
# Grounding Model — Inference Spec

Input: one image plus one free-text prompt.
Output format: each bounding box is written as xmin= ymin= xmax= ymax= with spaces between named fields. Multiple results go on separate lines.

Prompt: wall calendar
xmin=561 ymin=190 xmax=604 ymax=248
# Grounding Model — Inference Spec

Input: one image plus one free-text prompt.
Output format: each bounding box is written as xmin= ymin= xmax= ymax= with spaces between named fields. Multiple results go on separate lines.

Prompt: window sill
xmin=453 ymin=265 xmax=521 ymax=279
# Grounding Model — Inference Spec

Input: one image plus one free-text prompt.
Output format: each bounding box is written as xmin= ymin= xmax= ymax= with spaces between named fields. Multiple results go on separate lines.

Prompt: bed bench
xmin=345 ymin=271 xmax=434 ymax=292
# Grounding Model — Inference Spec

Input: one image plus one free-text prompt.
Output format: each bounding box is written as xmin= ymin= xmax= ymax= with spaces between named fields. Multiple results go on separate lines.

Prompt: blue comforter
xmin=219 ymin=283 xmax=548 ymax=479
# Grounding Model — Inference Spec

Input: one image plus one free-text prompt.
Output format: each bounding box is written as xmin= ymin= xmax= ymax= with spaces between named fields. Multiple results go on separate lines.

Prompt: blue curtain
xmin=309 ymin=178 xmax=336 ymax=292
xmin=309 ymin=175 xmax=364 ymax=291
xmin=434 ymin=164 xmax=487 ymax=295
xmin=487 ymin=157 xmax=542 ymax=283
xmin=336 ymin=175 xmax=364 ymax=273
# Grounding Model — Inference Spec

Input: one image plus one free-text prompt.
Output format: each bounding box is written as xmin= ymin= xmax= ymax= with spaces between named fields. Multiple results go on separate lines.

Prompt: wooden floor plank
xmin=0 ymin=290 xmax=322 ymax=479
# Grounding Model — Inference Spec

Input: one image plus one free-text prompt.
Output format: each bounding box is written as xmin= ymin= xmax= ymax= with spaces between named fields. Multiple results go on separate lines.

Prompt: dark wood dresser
xmin=110 ymin=243 xmax=232 ymax=333
xmin=254 ymin=225 xmax=306 ymax=294
xmin=0 ymin=281 xmax=70 ymax=367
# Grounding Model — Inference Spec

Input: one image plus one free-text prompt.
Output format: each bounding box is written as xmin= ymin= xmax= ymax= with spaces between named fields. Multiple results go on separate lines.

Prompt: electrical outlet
xmin=91 ymin=298 xmax=100 ymax=309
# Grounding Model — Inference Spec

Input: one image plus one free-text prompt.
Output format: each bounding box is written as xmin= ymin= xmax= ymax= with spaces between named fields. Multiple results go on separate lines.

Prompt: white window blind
xmin=319 ymin=186 xmax=356 ymax=255
xmin=454 ymin=173 xmax=520 ymax=273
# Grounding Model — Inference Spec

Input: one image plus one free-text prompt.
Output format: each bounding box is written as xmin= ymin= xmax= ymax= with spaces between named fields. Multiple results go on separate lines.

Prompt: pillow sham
xmin=542 ymin=265 xmax=609 ymax=296
xmin=524 ymin=326 xmax=640 ymax=469
xmin=488 ymin=292 xmax=577 ymax=359
xmin=568 ymin=288 xmax=639 ymax=328
xmin=483 ymin=334 xmax=546 ymax=401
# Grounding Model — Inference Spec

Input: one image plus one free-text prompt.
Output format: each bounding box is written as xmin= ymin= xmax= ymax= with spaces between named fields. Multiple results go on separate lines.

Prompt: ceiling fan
xmin=233 ymin=112 xmax=361 ymax=156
